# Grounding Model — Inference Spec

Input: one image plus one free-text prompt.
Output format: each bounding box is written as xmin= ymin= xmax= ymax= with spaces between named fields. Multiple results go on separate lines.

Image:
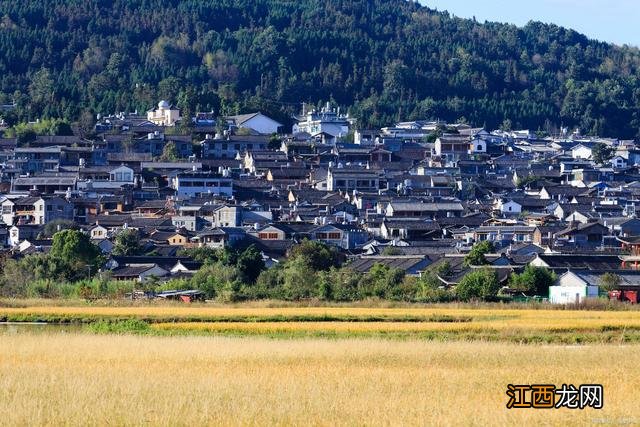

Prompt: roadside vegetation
xmin=0 ymin=234 xmax=563 ymax=305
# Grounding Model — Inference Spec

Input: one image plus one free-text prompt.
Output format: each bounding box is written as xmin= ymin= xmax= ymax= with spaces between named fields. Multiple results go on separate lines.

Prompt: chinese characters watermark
xmin=506 ymin=384 xmax=603 ymax=409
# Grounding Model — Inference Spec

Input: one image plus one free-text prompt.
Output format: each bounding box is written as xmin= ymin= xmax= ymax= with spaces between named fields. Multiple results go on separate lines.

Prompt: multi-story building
xmin=146 ymin=100 xmax=181 ymax=126
xmin=1 ymin=196 xmax=73 ymax=225
xmin=326 ymin=168 xmax=385 ymax=192
xmin=172 ymin=171 xmax=233 ymax=199
xmin=201 ymin=134 xmax=268 ymax=159
xmin=293 ymin=102 xmax=353 ymax=140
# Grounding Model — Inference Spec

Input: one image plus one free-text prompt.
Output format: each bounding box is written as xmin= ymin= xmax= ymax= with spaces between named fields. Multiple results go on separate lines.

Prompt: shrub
xmin=456 ymin=268 xmax=500 ymax=301
xmin=464 ymin=241 xmax=494 ymax=266
xmin=358 ymin=264 xmax=405 ymax=299
xmin=317 ymin=268 xmax=361 ymax=301
xmin=86 ymin=319 xmax=150 ymax=334
xmin=599 ymin=272 xmax=622 ymax=292
xmin=509 ymin=266 xmax=557 ymax=296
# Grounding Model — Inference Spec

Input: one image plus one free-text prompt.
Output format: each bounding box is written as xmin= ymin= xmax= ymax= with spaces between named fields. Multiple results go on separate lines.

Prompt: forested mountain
xmin=2 ymin=0 xmax=640 ymax=137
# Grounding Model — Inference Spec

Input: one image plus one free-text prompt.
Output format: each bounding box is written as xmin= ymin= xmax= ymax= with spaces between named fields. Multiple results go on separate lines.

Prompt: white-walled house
xmin=109 ymin=165 xmax=135 ymax=183
xmin=549 ymin=271 xmax=599 ymax=304
xmin=89 ymin=224 xmax=109 ymax=239
xmin=111 ymin=264 xmax=169 ymax=282
xmin=226 ymin=112 xmax=282 ymax=135
xmin=610 ymin=156 xmax=627 ymax=169
xmin=495 ymin=199 xmax=522 ymax=216
xmin=571 ymin=144 xmax=593 ymax=160
xmin=1 ymin=196 xmax=73 ymax=226
xmin=292 ymin=102 xmax=352 ymax=138
xmin=469 ymin=138 xmax=486 ymax=154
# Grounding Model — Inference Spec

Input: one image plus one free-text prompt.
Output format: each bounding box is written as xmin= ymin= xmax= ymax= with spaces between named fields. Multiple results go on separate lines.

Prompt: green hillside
xmin=1 ymin=0 xmax=640 ymax=136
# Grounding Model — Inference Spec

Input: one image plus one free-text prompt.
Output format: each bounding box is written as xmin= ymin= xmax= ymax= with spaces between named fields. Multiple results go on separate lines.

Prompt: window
xmin=259 ymin=232 xmax=279 ymax=240
xmin=316 ymin=232 xmax=328 ymax=239
xmin=328 ymin=232 xmax=341 ymax=239
xmin=2 ymin=206 xmax=11 ymax=214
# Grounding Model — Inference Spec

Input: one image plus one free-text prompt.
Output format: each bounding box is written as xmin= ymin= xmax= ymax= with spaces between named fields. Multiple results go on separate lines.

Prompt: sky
xmin=422 ymin=0 xmax=640 ymax=47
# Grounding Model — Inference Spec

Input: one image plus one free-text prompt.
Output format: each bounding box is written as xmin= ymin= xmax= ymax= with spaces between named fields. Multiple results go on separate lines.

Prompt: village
xmin=1 ymin=100 xmax=640 ymax=304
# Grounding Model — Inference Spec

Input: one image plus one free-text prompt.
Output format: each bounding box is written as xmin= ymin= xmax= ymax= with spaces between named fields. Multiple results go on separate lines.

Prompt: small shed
xmin=549 ymin=271 xmax=599 ymax=304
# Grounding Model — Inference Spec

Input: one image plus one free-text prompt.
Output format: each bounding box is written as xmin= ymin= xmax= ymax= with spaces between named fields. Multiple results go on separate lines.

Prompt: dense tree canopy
xmin=509 ymin=265 xmax=557 ymax=296
xmin=50 ymin=229 xmax=103 ymax=267
xmin=1 ymin=0 xmax=640 ymax=136
xmin=112 ymin=229 xmax=143 ymax=256
xmin=455 ymin=268 xmax=501 ymax=301
xmin=464 ymin=241 xmax=494 ymax=266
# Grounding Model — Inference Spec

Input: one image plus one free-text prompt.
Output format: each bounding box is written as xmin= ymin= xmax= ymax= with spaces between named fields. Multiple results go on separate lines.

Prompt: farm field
xmin=2 ymin=303 xmax=640 ymax=342
xmin=0 ymin=333 xmax=636 ymax=426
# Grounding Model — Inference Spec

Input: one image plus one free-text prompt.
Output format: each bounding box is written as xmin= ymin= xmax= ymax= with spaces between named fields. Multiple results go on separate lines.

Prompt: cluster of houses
xmin=3 ymin=99 xmax=640 ymax=303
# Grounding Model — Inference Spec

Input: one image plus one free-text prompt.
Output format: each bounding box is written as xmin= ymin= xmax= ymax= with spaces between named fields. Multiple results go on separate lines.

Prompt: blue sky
xmin=422 ymin=0 xmax=640 ymax=47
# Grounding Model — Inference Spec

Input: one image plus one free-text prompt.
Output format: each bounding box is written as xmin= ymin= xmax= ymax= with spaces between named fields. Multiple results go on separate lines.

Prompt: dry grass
xmin=0 ymin=332 xmax=635 ymax=426
xmin=3 ymin=304 xmax=640 ymax=324
xmin=152 ymin=310 xmax=640 ymax=333
xmin=0 ymin=304 xmax=635 ymax=318
xmin=150 ymin=318 xmax=640 ymax=334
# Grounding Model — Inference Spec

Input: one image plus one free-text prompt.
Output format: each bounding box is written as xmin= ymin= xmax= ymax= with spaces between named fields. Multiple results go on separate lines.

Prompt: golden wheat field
xmin=0 ymin=332 xmax=636 ymax=426
xmin=2 ymin=304 xmax=640 ymax=324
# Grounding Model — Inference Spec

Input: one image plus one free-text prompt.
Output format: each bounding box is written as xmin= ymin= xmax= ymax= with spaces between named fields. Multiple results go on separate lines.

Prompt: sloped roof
xmin=227 ymin=112 xmax=282 ymax=126
xmin=536 ymin=254 xmax=621 ymax=269
xmin=347 ymin=256 xmax=430 ymax=273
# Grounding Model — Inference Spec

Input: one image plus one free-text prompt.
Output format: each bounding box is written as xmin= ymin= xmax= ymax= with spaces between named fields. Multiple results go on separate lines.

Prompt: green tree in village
xmin=177 ymin=86 xmax=196 ymax=129
xmin=591 ymin=142 xmax=614 ymax=165
xmin=509 ymin=265 xmax=557 ymax=296
xmin=598 ymin=272 xmax=622 ymax=292
xmin=416 ymin=270 xmax=455 ymax=302
xmin=289 ymin=240 xmax=340 ymax=271
xmin=50 ymin=229 xmax=103 ymax=266
xmin=317 ymin=267 xmax=361 ymax=301
xmin=280 ymin=256 xmax=318 ymax=300
xmin=41 ymin=219 xmax=77 ymax=238
xmin=189 ymin=261 xmax=242 ymax=301
xmin=381 ymin=246 xmax=403 ymax=255
xmin=235 ymin=245 xmax=265 ymax=284
xmin=268 ymin=134 xmax=282 ymax=150
xmin=464 ymin=241 xmax=494 ymax=266
xmin=455 ymin=268 xmax=501 ymax=301
xmin=49 ymin=229 xmax=104 ymax=280
xmin=159 ymin=141 xmax=180 ymax=161
xmin=112 ymin=229 xmax=143 ymax=256
xmin=357 ymin=263 xmax=405 ymax=299
xmin=179 ymin=246 xmax=224 ymax=264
